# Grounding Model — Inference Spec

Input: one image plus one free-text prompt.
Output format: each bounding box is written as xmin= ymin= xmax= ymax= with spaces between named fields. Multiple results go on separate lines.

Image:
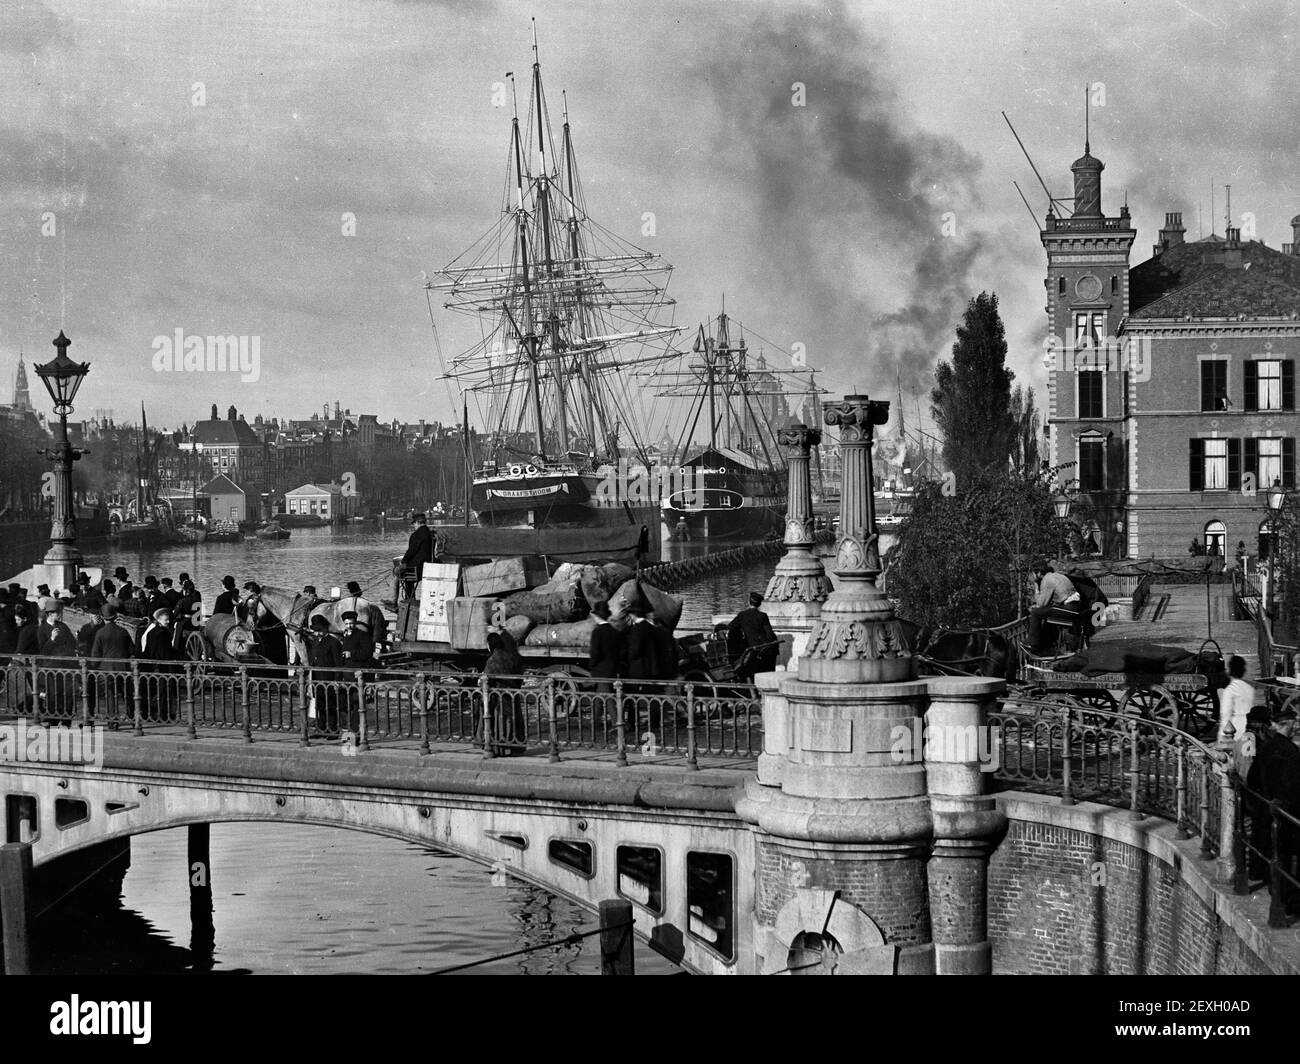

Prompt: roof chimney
xmin=1154 ymin=211 xmax=1186 ymax=257
xmin=227 ymin=405 xmax=237 ymax=421
xmin=1291 ymin=214 xmax=1300 ymax=254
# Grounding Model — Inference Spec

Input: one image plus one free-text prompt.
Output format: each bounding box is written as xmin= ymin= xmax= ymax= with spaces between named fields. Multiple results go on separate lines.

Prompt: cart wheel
xmin=1073 ymin=689 xmax=1118 ymax=713
xmin=185 ymin=632 xmax=210 ymax=677
xmin=1118 ymin=685 xmax=1178 ymax=726
xmin=1176 ymin=690 xmax=1218 ymax=738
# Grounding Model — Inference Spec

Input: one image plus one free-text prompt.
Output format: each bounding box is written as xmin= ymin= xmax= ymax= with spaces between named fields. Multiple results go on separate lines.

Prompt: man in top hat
xmin=36 ymin=584 xmax=51 ymax=599
xmin=1247 ymin=705 xmax=1300 ymax=906
xmin=113 ymin=566 xmax=130 ymax=584
xmin=339 ymin=610 xmax=374 ymax=668
xmin=37 ymin=596 xmax=77 ymax=721
xmin=401 ymin=512 xmax=434 ymax=599
xmin=91 ymin=604 xmax=135 ymax=669
xmin=339 ymin=609 xmax=374 ymax=733
xmin=37 ymin=597 xmax=77 ymax=658
xmin=339 ymin=580 xmax=372 ymax=628
xmin=175 ymin=576 xmax=202 ymax=652
xmin=91 ymin=603 xmax=135 ymax=722
xmin=308 ymin=614 xmax=344 ymax=735
xmin=727 ymin=591 xmax=780 ymax=682
xmin=214 ymin=575 xmax=239 ymax=616
xmin=0 ymin=591 xmax=16 ymax=657
xmin=160 ymin=577 xmax=181 ymax=613
xmin=140 ymin=606 xmax=181 ymax=720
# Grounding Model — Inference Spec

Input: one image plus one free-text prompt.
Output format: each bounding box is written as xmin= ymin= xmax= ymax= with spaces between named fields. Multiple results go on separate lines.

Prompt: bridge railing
xmin=0 ymin=656 xmax=763 ymax=760
xmin=990 ymin=695 xmax=1230 ymax=858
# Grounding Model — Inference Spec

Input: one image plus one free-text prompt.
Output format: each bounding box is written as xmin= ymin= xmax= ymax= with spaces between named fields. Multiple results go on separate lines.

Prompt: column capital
xmin=822 ymin=395 xmax=889 ymax=443
xmin=778 ymin=421 xmax=821 ymax=453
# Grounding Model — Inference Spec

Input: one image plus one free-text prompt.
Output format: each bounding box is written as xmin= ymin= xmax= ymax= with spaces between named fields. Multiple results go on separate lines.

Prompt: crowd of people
xmin=0 ymin=567 xmax=389 ymax=731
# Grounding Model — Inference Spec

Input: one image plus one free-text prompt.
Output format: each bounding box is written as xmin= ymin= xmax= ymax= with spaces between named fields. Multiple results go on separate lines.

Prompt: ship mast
xmin=429 ymin=29 xmax=680 ymax=478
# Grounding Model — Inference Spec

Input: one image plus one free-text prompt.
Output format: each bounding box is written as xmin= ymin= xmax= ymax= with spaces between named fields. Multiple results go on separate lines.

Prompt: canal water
xmin=24 ymin=527 xmax=774 ymax=975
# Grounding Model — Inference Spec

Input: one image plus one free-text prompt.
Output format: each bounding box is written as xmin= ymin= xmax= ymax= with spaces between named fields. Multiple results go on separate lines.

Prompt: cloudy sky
xmin=2 ymin=0 xmax=1297 ymax=438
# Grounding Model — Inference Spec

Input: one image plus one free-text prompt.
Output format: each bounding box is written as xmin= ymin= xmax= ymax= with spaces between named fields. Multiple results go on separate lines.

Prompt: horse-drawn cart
xmin=1012 ymin=639 xmax=1226 ymax=738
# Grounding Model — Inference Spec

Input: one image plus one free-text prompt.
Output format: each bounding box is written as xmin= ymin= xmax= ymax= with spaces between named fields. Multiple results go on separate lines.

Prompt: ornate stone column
xmin=740 ymin=395 xmax=933 ymax=974
xmin=763 ymin=422 xmax=832 ymax=667
xmin=801 ymin=395 xmax=911 ymax=684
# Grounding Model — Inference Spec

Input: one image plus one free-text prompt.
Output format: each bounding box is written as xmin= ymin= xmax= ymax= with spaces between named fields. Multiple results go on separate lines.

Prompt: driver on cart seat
xmin=1028 ymin=561 xmax=1079 ymax=651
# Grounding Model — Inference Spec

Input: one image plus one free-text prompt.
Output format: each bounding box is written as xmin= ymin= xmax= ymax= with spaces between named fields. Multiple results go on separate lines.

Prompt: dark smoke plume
xmin=693 ymin=2 xmax=987 ymax=404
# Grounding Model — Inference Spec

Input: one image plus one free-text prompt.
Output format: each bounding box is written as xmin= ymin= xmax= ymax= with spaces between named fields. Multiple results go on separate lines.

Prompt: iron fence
xmin=0 ymin=656 xmax=762 ymax=762
xmin=990 ymin=696 xmax=1229 ymax=857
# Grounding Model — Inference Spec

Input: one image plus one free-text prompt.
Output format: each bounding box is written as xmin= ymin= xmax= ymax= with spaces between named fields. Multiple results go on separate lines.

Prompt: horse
xmin=916 ymin=628 xmax=1018 ymax=681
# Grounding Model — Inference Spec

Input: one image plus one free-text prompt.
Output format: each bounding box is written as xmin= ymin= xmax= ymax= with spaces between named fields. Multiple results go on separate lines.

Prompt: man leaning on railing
xmin=1244 ymin=705 xmax=1300 ymax=916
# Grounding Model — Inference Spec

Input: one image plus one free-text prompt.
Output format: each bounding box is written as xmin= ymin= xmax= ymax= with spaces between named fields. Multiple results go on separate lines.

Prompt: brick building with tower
xmin=1043 ymin=138 xmax=1300 ymax=560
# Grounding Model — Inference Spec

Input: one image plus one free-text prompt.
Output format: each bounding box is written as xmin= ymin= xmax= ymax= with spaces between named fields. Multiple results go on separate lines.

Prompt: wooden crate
xmin=461 ymin=556 xmax=549 ymax=599
xmin=448 ymin=597 xmax=495 ymax=651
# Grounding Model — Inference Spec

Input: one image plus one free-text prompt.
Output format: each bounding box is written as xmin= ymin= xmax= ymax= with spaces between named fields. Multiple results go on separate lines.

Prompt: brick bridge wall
xmin=988 ymin=793 xmax=1285 ymax=975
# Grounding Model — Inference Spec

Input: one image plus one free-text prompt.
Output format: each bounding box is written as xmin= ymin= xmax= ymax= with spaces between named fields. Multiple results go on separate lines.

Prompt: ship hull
xmin=433 ymin=514 xmax=660 ymax=564
xmin=661 ymin=459 xmax=785 ymax=540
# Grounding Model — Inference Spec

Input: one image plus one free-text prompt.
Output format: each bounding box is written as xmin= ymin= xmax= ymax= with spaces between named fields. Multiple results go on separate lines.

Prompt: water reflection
xmin=36 ymin=824 xmax=682 ymax=975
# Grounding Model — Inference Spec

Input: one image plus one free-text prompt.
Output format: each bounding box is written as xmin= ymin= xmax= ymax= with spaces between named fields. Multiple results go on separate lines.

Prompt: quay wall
xmin=988 ymin=792 xmax=1290 ymax=975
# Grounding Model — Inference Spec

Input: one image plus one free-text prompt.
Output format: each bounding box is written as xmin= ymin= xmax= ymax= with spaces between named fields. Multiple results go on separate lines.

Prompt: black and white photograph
xmin=0 ymin=0 xmax=1290 ymax=1028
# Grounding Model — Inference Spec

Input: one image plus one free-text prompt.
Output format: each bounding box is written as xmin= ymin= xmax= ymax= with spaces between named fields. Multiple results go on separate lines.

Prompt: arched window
xmin=1259 ymin=518 xmax=1277 ymax=562
xmin=1204 ymin=519 xmax=1227 ymax=558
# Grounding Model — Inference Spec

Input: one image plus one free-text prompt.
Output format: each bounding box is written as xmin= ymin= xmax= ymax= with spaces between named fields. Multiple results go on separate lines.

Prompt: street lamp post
xmin=33 ymin=331 xmax=91 ymax=592
xmin=1266 ymin=481 xmax=1287 ymax=625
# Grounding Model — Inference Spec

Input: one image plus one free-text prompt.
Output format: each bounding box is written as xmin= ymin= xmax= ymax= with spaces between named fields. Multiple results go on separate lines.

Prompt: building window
xmin=1058 ymin=276 xmax=1066 ymax=296
xmin=1202 ymin=438 xmax=1227 ymax=489
xmin=1245 ymin=359 xmax=1295 ymax=412
xmin=1079 ymin=436 xmax=1105 ymax=491
xmin=1074 ymin=312 xmax=1105 ymax=352
xmin=685 ymin=851 xmax=734 ymax=960
xmin=1204 ymin=519 xmax=1226 ymax=558
xmin=1110 ymin=274 xmax=1118 ymax=295
xmin=1247 ymin=436 xmax=1297 ymax=489
xmin=1189 ymin=437 xmax=1242 ymax=491
xmin=1078 ymin=370 xmax=1103 ymax=419
xmin=1200 ymin=359 xmax=1227 ymax=412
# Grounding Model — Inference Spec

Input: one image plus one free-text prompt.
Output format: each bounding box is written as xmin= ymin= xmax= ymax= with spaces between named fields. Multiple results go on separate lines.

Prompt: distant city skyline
xmin=3 ymin=0 xmax=1298 ymax=438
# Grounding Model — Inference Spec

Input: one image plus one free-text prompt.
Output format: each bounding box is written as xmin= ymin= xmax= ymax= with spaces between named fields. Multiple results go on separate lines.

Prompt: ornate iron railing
xmin=0 ymin=656 xmax=762 ymax=762
xmin=989 ymin=696 xmax=1231 ymax=858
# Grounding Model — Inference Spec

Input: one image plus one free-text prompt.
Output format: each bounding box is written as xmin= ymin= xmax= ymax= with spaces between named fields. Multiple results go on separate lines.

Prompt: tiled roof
xmin=1130 ymin=266 xmax=1300 ymax=319
xmin=192 ymin=418 xmax=262 ymax=447
xmin=200 ymin=473 xmax=245 ymax=495
xmin=1130 ymin=237 xmax=1300 ymax=317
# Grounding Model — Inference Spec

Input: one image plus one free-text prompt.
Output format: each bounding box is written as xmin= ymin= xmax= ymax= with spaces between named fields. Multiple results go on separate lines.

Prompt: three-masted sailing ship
xmin=656 ymin=305 xmax=789 ymax=540
xmin=426 ymin=34 xmax=679 ymax=561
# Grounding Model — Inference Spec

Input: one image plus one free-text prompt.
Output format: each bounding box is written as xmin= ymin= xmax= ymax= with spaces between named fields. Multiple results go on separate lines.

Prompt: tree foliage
xmin=1009 ymin=384 xmax=1040 ymax=474
xmin=931 ymin=292 xmax=1014 ymax=488
xmin=886 ymin=466 xmax=1068 ymax=629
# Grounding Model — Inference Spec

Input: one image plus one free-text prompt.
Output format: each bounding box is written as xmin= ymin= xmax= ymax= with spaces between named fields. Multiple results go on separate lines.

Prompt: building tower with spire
xmin=1042 ymin=126 xmax=1135 ymax=553
xmin=13 ymin=353 xmax=32 ymax=411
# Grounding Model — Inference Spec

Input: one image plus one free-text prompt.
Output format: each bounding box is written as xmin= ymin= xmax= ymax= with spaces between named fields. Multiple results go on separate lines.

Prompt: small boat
xmin=257 ymin=521 xmax=290 ymax=541
xmin=206 ymin=520 xmax=244 ymax=543
xmin=175 ymin=524 xmax=208 ymax=544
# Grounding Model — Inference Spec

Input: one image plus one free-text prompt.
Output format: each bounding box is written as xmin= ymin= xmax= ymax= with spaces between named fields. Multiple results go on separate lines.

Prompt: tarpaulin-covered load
xmin=608 ymin=579 xmax=683 ymax=632
xmin=1051 ymin=642 xmax=1198 ymax=677
xmin=204 ymin=614 xmax=260 ymax=661
xmin=525 ymin=616 xmax=598 ymax=647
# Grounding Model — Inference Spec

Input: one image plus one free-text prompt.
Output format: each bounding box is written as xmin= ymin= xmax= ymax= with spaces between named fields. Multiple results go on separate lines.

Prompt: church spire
xmin=13 ymin=351 xmax=31 ymax=411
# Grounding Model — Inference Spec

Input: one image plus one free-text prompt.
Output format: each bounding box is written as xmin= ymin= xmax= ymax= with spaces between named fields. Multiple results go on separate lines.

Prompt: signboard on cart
xmin=416 ymin=563 xmax=461 ymax=643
